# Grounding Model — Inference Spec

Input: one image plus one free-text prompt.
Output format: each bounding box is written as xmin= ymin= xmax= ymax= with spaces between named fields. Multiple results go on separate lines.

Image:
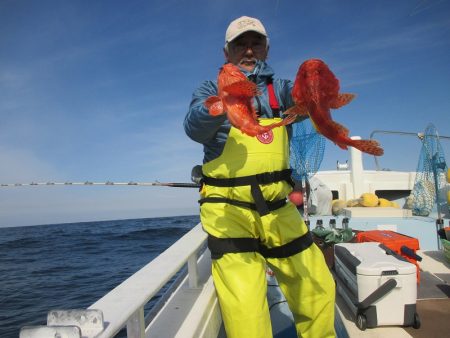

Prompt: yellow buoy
xmin=391 ymin=201 xmax=400 ymax=208
xmin=346 ymin=198 xmax=361 ymax=207
xmin=378 ymin=198 xmax=392 ymax=207
xmin=332 ymin=199 xmax=347 ymax=215
xmin=360 ymin=193 xmax=379 ymax=207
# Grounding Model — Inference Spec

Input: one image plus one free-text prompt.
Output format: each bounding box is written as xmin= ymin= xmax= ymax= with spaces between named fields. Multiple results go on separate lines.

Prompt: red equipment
xmin=356 ymin=230 xmax=421 ymax=283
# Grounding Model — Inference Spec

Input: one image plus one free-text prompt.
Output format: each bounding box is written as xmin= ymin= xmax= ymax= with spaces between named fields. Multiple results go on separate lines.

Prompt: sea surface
xmin=0 ymin=215 xmax=200 ymax=338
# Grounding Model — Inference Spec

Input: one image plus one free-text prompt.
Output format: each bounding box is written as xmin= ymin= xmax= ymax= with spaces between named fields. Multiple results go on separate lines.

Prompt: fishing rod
xmin=2 ymin=165 xmax=205 ymax=189
xmin=0 ymin=181 xmax=201 ymax=188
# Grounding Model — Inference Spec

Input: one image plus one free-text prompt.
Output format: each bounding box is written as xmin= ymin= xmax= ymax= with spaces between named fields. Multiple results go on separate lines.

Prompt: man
xmin=184 ymin=16 xmax=335 ymax=338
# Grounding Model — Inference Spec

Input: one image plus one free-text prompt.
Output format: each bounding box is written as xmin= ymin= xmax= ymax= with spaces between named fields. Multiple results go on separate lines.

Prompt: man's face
xmin=224 ymin=31 xmax=268 ymax=72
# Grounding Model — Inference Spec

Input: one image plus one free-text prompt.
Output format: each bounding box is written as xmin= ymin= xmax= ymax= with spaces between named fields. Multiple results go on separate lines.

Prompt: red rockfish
xmin=205 ymin=63 xmax=295 ymax=137
xmin=285 ymin=59 xmax=384 ymax=156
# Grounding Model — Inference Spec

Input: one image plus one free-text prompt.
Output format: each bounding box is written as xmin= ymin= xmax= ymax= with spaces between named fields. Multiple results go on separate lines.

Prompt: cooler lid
xmin=335 ymin=242 xmax=416 ymax=276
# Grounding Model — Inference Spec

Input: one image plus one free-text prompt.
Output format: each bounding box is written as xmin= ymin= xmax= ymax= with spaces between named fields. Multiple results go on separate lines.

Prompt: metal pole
xmin=369 ymin=129 xmax=450 ymax=171
xmin=302 ymin=177 xmax=309 ymax=223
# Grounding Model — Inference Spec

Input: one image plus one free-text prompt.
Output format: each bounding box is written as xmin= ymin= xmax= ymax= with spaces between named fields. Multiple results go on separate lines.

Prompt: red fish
xmin=285 ymin=59 xmax=384 ymax=156
xmin=205 ymin=63 xmax=295 ymax=137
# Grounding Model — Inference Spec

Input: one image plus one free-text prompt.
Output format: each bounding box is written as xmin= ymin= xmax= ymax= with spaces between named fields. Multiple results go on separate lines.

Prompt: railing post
xmin=188 ymin=253 xmax=199 ymax=288
xmin=350 ymin=136 xmax=364 ymax=198
xmin=126 ymin=307 xmax=145 ymax=338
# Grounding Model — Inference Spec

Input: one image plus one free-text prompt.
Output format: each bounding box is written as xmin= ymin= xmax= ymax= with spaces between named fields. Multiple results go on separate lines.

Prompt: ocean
xmin=0 ymin=215 xmax=200 ymax=338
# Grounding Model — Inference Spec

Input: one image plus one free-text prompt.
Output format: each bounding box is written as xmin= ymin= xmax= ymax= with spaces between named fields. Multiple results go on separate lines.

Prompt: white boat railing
xmin=88 ymin=223 xmax=208 ymax=338
xmin=20 ymin=222 xmax=222 ymax=338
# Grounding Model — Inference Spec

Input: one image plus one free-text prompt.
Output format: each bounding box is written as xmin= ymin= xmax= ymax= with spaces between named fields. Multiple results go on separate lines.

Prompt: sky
xmin=1 ymin=0 xmax=449 ymax=227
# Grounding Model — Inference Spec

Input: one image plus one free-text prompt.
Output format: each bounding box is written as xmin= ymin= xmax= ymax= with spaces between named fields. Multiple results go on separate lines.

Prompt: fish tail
xmin=204 ymin=96 xmax=224 ymax=116
xmin=240 ymin=124 xmax=270 ymax=137
xmin=237 ymin=113 xmax=296 ymax=137
xmin=350 ymin=139 xmax=384 ymax=156
xmin=272 ymin=115 xmax=297 ymax=127
xmin=239 ymin=117 xmax=293 ymax=136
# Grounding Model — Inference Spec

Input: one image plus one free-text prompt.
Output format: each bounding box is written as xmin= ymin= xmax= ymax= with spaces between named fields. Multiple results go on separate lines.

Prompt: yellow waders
xmin=200 ymin=119 xmax=336 ymax=338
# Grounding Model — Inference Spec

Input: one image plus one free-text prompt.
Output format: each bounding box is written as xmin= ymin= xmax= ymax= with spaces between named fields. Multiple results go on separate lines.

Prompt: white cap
xmin=225 ymin=16 xmax=268 ymax=46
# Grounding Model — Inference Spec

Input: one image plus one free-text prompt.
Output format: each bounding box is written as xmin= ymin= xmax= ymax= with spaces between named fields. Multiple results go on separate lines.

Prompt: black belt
xmin=198 ymin=197 xmax=287 ymax=212
xmin=201 ymin=169 xmax=293 ymax=216
xmin=202 ymin=169 xmax=293 ymax=187
xmin=207 ymin=231 xmax=313 ymax=260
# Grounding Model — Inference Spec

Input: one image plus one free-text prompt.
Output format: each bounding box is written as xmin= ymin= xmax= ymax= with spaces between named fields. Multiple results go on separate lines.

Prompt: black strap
xmin=250 ymin=175 xmax=270 ymax=215
xmin=261 ymin=232 xmax=313 ymax=258
xmin=202 ymin=169 xmax=293 ymax=187
xmin=208 ymin=237 xmax=260 ymax=259
xmin=199 ymin=197 xmax=287 ymax=212
xmin=208 ymin=231 xmax=313 ymax=260
xmin=202 ymin=169 xmax=294 ymax=216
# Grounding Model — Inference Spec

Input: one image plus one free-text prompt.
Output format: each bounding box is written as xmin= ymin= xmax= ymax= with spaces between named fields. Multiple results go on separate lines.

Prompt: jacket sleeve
xmin=277 ymin=79 xmax=295 ymax=112
xmin=184 ymin=80 xmax=227 ymax=144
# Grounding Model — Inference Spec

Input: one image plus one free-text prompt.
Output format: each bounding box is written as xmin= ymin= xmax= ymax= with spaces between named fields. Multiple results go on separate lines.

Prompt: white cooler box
xmin=334 ymin=242 xmax=420 ymax=330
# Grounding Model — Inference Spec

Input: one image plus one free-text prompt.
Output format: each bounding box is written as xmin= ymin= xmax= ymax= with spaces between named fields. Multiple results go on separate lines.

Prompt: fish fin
xmin=267 ymin=114 xmax=296 ymax=129
xmin=205 ymin=96 xmax=224 ymax=116
xmin=336 ymin=143 xmax=348 ymax=150
xmin=329 ymin=120 xmax=350 ymax=137
xmin=351 ymin=139 xmax=384 ymax=156
xmin=282 ymin=114 xmax=297 ymax=125
xmin=224 ymin=80 xmax=259 ymax=97
xmin=283 ymin=104 xmax=309 ymax=117
xmin=330 ymin=93 xmax=356 ymax=109
xmin=240 ymin=126 xmax=264 ymax=137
